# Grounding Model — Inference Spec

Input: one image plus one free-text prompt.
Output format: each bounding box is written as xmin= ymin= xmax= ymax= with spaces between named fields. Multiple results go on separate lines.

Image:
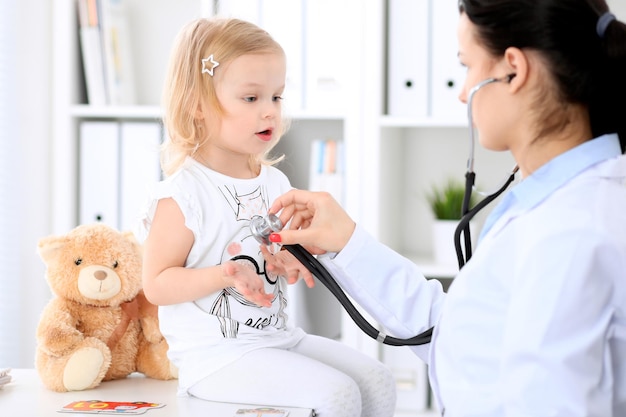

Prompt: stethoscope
xmin=454 ymin=73 xmax=519 ymax=269
xmin=250 ymin=74 xmax=519 ymax=346
xmin=250 ymin=213 xmax=433 ymax=346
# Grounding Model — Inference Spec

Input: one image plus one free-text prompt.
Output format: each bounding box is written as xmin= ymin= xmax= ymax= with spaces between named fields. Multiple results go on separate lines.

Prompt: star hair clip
xmin=201 ymin=54 xmax=219 ymax=76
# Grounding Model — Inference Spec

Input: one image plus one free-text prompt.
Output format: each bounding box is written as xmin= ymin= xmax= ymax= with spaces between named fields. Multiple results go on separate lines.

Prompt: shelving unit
xmin=51 ymin=0 xmax=209 ymax=234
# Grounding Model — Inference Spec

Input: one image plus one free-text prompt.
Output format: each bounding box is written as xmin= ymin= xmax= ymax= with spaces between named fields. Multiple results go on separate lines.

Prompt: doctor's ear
xmin=503 ymin=47 xmax=529 ymax=91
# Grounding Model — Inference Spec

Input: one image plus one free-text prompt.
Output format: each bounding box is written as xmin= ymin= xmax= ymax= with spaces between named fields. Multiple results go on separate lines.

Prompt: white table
xmin=0 ymin=369 xmax=314 ymax=416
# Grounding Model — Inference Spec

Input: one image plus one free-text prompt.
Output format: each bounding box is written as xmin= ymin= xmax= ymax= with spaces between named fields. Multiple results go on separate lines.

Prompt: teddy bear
xmin=35 ymin=223 xmax=177 ymax=392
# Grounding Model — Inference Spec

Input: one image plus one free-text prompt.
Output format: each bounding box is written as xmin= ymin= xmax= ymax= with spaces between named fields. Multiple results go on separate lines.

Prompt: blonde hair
xmin=160 ymin=18 xmax=289 ymax=177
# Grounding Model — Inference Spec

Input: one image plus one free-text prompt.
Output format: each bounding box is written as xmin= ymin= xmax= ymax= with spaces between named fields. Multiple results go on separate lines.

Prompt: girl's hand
xmin=268 ymin=190 xmax=356 ymax=254
xmin=260 ymin=245 xmax=315 ymax=288
xmin=221 ymin=261 xmax=273 ymax=308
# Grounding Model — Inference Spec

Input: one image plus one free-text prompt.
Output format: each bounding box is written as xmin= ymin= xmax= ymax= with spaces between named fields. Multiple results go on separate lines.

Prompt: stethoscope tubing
xmin=455 ymin=167 xmax=518 ymax=268
xmin=282 ymin=243 xmax=433 ymax=346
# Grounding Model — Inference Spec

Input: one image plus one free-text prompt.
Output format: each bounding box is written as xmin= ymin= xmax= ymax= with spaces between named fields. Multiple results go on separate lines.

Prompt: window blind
xmin=0 ymin=0 xmax=22 ymax=367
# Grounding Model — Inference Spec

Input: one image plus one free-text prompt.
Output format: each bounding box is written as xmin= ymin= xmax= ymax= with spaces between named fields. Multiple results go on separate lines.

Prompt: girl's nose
xmin=263 ymin=102 xmax=278 ymax=119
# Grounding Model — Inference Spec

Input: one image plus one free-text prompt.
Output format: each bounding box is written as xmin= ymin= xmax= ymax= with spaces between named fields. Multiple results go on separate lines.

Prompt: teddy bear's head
xmin=38 ymin=223 xmax=143 ymax=308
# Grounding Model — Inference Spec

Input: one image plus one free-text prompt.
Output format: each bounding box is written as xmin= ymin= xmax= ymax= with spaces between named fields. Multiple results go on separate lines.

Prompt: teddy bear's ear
xmin=122 ymin=231 xmax=143 ymax=256
xmin=121 ymin=230 xmax=138 ymax=245
xmin=37 ymin=235 xmax=67 ymax=264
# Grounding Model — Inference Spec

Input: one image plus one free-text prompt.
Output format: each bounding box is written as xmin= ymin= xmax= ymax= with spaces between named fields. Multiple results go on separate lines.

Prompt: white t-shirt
xmin=136 ymin=157 xmax=305 ymax=395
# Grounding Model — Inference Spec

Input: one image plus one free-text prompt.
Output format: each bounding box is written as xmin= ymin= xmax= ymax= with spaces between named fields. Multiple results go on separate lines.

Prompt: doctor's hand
xmin=221 ymin=261 xmax=273 ymax=308
xmin=268 ymin=190 xmax=356 ymax=254
xmin=260 ymin=245 xmax=315 ymax=288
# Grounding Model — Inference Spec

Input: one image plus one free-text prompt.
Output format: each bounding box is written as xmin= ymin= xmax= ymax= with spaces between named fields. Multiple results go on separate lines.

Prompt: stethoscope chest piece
xmin=250 ymin=214 xmax=283 ymax=245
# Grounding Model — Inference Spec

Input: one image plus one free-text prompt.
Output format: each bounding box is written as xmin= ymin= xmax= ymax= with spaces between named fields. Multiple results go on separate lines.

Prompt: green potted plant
xmin=426 ymin=179 xmax=478 ymax=265
xmin=426 ymin=179 xmax=473 ymax=221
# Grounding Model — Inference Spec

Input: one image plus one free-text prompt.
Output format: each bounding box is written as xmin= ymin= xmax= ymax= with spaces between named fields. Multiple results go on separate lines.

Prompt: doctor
xmin=264 ymin=0 xmax=626 ymax=416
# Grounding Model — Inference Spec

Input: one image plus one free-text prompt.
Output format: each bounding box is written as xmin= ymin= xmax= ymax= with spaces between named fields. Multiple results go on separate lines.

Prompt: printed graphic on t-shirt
xmin=203 ymin=184 xmax=288 ymax=338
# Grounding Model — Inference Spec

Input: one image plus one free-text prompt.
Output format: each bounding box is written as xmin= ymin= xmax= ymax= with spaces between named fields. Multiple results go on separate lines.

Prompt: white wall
xmin=608 ymin=0 xmax=626 ymax=19
xmin=11 ymin=0 xmax=52 ymax=368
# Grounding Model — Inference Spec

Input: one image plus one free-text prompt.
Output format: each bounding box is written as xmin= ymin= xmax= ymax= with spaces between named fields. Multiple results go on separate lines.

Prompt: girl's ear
xmin=503 ymin=46 xmax=529 ymax=93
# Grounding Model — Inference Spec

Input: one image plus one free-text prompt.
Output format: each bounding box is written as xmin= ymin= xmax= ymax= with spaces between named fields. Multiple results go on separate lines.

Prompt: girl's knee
xmin=359 ymin=362 xmax=397 ymax=417
xmin=314 ymin=374 xmax=362 ymax=417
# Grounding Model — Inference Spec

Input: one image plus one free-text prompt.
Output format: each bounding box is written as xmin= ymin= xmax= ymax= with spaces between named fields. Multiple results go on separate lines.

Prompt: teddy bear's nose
xmin=94 ymin=270 xmax=108 ymax=281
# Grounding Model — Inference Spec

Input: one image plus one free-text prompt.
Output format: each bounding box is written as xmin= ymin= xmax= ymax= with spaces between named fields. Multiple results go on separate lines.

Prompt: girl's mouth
xmin=256 ymin=129 xmax=273 ymax=142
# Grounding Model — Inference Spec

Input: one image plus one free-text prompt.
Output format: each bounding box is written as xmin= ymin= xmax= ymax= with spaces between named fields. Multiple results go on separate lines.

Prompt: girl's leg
xmin=289 ymin=334 xmax=397 ymax=417
xmin=188 ymin=347 xmax=362 ymax=417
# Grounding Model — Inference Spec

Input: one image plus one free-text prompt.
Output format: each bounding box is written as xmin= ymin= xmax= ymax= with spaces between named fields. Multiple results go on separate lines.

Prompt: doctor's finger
xmin=269 ymin=228 xmax=330 ymax=254
xmin=269 ymin=189 xmax=313 ymax=214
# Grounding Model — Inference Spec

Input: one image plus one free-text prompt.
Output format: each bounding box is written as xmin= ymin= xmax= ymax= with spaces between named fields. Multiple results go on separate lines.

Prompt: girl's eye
xmin=273 ymin=96 xmax=283 ymax=102
xmin=244 ymin=96 xmax=256 ymax=102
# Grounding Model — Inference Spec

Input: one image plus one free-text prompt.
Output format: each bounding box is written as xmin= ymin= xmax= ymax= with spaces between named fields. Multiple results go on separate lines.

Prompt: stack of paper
xmin=0 ymin=368 xmax=11 ymax=388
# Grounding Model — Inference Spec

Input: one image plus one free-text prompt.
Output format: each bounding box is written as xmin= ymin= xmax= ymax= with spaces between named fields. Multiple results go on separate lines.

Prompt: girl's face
xmin=457 ymin=13 xmax=514 ymax=152
xmin=201 ymin=52 xmax=286 ymax=177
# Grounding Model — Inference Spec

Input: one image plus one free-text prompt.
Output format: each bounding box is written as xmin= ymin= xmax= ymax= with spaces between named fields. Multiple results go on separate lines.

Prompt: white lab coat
xmin=320 ymin=134 xmax=626 ymax=416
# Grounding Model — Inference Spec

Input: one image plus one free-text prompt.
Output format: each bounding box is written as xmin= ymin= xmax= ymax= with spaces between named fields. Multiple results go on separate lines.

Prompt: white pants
xmin=187 ymin=334 xmax=397 ymax=417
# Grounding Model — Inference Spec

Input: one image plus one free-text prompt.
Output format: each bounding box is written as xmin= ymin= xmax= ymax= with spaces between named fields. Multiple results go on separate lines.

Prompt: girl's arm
xmin=141 ymin=198 xmax=272 ymax=307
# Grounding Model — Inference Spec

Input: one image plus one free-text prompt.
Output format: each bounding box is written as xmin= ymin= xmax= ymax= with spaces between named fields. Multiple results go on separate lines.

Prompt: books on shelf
xmin=308 ymin=139 xmax=344 ymax=204
xmin=77 ymin=0 xmax=136 ymax=106
xmin=77 ymin=0 xmax=107 ymax=105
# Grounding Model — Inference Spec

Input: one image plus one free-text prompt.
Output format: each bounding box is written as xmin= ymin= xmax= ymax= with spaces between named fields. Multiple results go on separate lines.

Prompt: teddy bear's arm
xmin=135 ymin=291 xmax=164 ymax=344
xmin=36 ymin=299 xmax=85 ymax=356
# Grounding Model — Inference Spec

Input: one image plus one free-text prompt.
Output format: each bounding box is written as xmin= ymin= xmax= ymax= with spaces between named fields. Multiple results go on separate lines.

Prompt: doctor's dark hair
xmin=458 ymin=0 xmax=626 ymax=153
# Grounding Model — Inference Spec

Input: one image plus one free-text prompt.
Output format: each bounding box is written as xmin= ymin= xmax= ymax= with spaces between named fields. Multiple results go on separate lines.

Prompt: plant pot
xmin=432 ymin=220 xmax=476 ymax=266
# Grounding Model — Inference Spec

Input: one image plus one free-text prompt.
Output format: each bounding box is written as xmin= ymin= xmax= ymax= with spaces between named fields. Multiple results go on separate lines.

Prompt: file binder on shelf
xmin=216 ymin=0 xmax=261 ymax=24
xmin=303 ymin=0 xmax=355 ymax=115
xmin=79 ymin=121 xmax=120 ymax=227
xmin=119 ymin=122 xmax=162 ymax=231
xmin=387 ymin=0 xmax=430 ymax=118
xmin=430 ymin=0 xmax=466 ymax=122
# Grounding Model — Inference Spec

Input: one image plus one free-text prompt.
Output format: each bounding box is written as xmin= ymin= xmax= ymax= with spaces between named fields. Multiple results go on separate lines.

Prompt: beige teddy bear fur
xmin=35 ymin=223 xmax=177 ymax=392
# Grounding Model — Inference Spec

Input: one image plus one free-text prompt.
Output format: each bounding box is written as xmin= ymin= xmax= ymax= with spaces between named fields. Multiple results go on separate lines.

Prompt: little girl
xmin=136 ymin=17 xmax=396 ymax=416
